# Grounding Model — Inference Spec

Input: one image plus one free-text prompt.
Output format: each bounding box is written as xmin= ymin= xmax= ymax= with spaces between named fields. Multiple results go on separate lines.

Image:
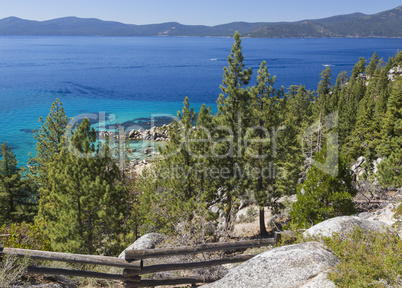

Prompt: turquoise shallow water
xmin=0 ymin=36 xmax=400 ymax=166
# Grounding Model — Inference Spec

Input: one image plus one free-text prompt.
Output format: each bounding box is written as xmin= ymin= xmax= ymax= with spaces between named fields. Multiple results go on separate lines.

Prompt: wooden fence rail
xmin=125 ymin=238 xmax=274 ymax=260
xmin=1 ymin=232 xmax=285 ymax=287
xmin=28 ymin=266 xmax=125 ymax=281
xmin=1 ymin=248 xmax=142 ymax=270
xmin=138 ymin=254 xmax=256 ymax=275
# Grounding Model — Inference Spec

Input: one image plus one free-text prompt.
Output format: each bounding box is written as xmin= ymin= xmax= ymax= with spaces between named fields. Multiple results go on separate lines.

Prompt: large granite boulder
xmin=202 ymin=242 xmax=338 ymax=288
xmin=303 ymin=216 xmax=392 ymax=239
xmin=118 ymin=233 xmax=165 ymax=259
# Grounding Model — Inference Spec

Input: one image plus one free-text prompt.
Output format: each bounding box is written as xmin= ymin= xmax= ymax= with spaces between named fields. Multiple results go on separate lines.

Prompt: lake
xmin=0 ymin=36 xmax=400 ymax=165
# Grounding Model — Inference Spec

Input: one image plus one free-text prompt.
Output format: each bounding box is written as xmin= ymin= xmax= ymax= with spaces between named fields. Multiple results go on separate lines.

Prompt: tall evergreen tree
xmin=189 ymin=104 xmax=216 ymax=202
xmin=343 ymin=67 xmax=383 ymax=177
xmin=330 ymin=71 xmax=348 ymax=114
xmin=366 ymin=52 xmax=380 ymax=77
xmin=214 ymin=31 xmax=252 ymax=229
xmin=245 ymin=61 xmax=281 ymax=236
xmin=29 ymin=99 xmax=68 ymax=188
xmin=315 ymin=66 xmax=332 ymax=118
xmin=37 ymin=118 xmax=130 ymax=255
xmin=377 ymin=77 xmax=402 ymax=188
xmin=0 ymin=143 xmax=36 ymax=225
xmin=278 ymin=85 xmax=315 ymax=190
xmin=138 ymin=98 xmax=207 ymax=233
xmin=338 ymin=58 xmax=367 ymax=146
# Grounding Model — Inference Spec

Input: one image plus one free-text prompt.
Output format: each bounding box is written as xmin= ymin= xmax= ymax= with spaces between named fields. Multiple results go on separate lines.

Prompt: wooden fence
xmin=1 ymin=232 xmax=284 ymax=287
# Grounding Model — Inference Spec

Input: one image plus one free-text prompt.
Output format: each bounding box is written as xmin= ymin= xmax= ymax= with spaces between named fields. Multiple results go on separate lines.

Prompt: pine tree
xmin=377 ymin=77 xmax=402 ymax=188
xmin=330 ymin=71 xmax=348 ymax=114
xmin=343 ymin=67 xmax=383 ymax=177
xmin=245 ymin=61 xmax=281 ymax=236
xmin=37 ymin=118 xmax=130 ymax=255
xmin=0 ymin=143 xmax=36 ymax=225
xmin=286 ymin=85 xmax=315 ymax=130
xmin=338 ymin=58 xmax=367 ymax=146
xmin=277 ymin=85 xmax=315 ymax=192
xmin=214 ymin=31 xmax=252 ymax=229
xmin=315 ymin=66 xmax=332 ymax=118
xmin=138 ymin=98 xmax=206 ymax=233
xmin=290 ymin=145 xmax=357 ymax=227
xmin=366 ymin=52 xmax=379 ymax=77
xmin=29 ymin=99 xmax=68 ymax=188
xmin=189 ymin=104 xmax=216 ymax=202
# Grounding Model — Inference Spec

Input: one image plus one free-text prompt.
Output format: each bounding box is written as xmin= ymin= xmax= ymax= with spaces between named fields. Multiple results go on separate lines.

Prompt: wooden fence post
xmin=123 ymin=268 xmax=141 ymax=287
xmin=124 ymin=252 xmax=142 ymax=288
xmin=0 ymin=234 xmax=9 ymax=265
xmin=274 ymin=231 xmax=282 ymax=244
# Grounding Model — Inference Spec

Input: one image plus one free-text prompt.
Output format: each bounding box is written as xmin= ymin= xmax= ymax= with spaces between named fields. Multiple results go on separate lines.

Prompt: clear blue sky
xmin=1 ymin=0 xmax=401 ymax=25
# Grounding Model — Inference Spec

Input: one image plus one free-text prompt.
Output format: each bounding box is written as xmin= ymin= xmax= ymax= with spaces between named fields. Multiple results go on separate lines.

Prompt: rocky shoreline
xmin=125 ymin=124 xmax=170 ymax=175
xmin=127 ymin=124 xmax=170 ymax=141
xmin=98 ymin=124 xmax=170 ymax=175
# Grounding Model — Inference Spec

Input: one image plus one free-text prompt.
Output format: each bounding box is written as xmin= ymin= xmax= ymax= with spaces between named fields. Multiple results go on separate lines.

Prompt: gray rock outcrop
xmin=388 ymin=65 xmax=402 ymax=81
xmin=303 ymin=216 xmax=392 ymax=239
xmin=202 ymin=242 xmax=338 ymax=288
xmin=127 ymin=124 xmax=169 ymax=141
xmin=118 ymin=233 xmax=165 ymax=259
xmin=358 ymin=202 xmax=401 ymax=227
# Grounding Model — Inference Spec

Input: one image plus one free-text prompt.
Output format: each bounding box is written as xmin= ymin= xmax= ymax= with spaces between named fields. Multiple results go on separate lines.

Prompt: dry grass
xmin=0 ymin=254 xmax=30 ymax=287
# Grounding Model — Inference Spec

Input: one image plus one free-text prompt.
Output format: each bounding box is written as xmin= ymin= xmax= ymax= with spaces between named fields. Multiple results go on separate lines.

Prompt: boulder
xmin=358 ymin=202 xmax=401 ymax=227
xmin=303 ymin=216 xmax=392 ymax=239
xmin=128 ymin=129 xmax=136 ymax=138
xmin=202 ymin=242 xmax=338 ymax=288
xmin=118 ymin=233 xmax=165 ymax=259
xmin=299 ymin=272 xmax=335 ymax=288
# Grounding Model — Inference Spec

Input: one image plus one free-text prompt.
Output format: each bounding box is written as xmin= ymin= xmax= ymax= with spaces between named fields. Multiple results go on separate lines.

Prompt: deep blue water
xmin=0 ymin=36 xmax=400 ymax=166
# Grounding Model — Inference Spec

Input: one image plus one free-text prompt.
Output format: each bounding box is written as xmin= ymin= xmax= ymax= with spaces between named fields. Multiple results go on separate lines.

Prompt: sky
xmin=0 ymin=0 xmax=401 ymax=26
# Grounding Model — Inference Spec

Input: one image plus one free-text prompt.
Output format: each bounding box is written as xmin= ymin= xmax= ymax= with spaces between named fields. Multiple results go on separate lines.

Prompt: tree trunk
xmin=259 ymin=207 xmax=268 ymax=237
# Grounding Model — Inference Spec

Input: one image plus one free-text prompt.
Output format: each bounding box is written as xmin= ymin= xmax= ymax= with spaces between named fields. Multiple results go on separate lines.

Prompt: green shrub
xmin=0 ymin=222 xmax=51 ymax=251
xmin=324 ymin=228 xmax=402 ymax=288
xmin=290 ymin=146 xmax=357 ymax=228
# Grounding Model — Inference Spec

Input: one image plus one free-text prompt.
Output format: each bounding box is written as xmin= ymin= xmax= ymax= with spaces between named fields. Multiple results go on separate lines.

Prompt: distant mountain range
xmin=0 ymin=6 xmax=401 ymax=38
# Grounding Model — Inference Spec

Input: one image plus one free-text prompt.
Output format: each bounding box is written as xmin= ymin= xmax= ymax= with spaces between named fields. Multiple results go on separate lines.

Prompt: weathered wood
xmin=123 ymin=279 xmax=141 ymax=288
xmin=2 ymin=248 xmax=142 ymax=270
xmin=123 ymin=269 xmax=141 ymax=282
xmin=124 ymin=281 xmax=137 ymax=288
xmin=125 ymin=238 xmax=274 ymax=260
xmin=130 ymin=254 xmax=256 ymax=275
xmin=123 ymin=268 xmax=141 ymax=277
xmin=274 ymin=231 xmax=282 ymax=243
xmin=130 ymin=277 xmax=220 ymax=287
xmin=28 ymin=266 xmax=124 ymax=280
xmin=0 ymin=234 xmax=10 ymax=237
xmin=124 ymin=275 xmax=141 ymax=282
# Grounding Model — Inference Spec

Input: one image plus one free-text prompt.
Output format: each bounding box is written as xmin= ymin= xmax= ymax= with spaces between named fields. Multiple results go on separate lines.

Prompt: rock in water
xmin=202 ymin=242 xmax=338 ymax=288
xmin=303 ymin=216 xmax=392 ymax=239
xmin=118 ymin=233 xmax=165 ymax=259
